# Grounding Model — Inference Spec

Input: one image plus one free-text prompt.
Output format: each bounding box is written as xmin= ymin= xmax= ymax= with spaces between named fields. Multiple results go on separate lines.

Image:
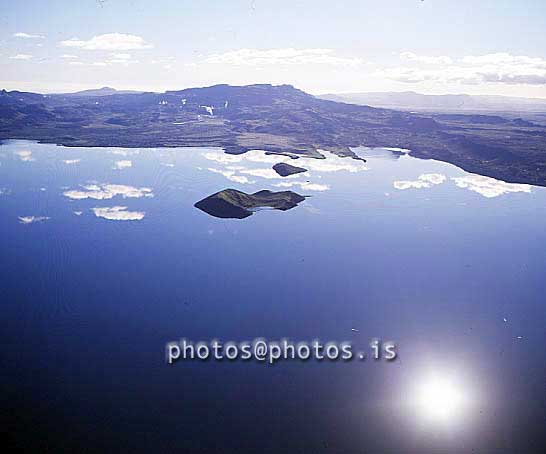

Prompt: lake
xmin=1 ymin=139 xmax=545 ymax=453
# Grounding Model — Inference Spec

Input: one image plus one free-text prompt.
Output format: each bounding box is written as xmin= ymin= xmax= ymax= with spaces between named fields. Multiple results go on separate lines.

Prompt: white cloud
xmin=63 ymin=159 xmax=80 ymax=164
xmin=400 ymin=51 xmax=453 ymax=65
xmin=459 ymin=53 xmax=546 ymax=66
xmin=63 ymin=183 xmax=153 ymax=200
xmin=14 ymin=32 xmax=44 ymax=39
xmin=10 ymin=54 xmax=33 ymax=60
xmin=18 ymin=216 xmax=50 ymax=224
xmin=104 ymin=53 xmax=139 ymax=65
xmin=60 ymin=33 xmax=152 ymax=51
xmin=451 ymin=175 xmax=532 ymax=198
xmin=112 ymin=53 xmax=131 ymax=60
xmin=114 ymin=160 xmax=132 ymax=170
xmin=92 ymin=206 xmax=145 ymax=221
xmin=74 ymin=211 xmax=83 ymax=216
xmin=381 ymin=52 xmax=546 ymax=86
xmin=68 ymin=59 xmax=131 ymax=67
xmin=61 ymin=54 xmax=79 ymax=59
xmin=203 ymin=48 xmax=362 ymax=67
xmin=394 ymin=173 xmax=446 ymax=190
xmin=15 ymin=150 xmax=34 ymax=161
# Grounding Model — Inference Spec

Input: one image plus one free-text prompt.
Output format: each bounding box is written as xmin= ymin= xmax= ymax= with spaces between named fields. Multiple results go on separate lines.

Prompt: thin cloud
xmin=400 ymin=51 xmax=453 ymax=65
xmin=67 ymin=56 xmax=139 ymax=67
xmin=111 ymin=53 xmax=131 ymax=60
xmin=203 ymin=48 xmax=362 ymax=67
xmin=68 ymin=61 xmax=110 ymax=67
xmin=60 ymin=33 xmax=152 ymax=51
xmin=460 ymin=53 xmax=546 ymax=66
xmin=381 ymin=52 xmax=546 ymax=86
xmin=105 ymin=53 xmax=139 ymax=65
xmin=18 ymin=216 xmax=50 ymax=224
xmin=10 ymin=54 xmax=33 ymax=60
xmin=13 ymin=32 xmax=44 ymax=39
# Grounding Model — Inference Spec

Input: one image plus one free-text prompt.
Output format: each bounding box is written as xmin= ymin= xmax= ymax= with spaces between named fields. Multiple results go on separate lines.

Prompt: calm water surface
xmin=1 ymin=140 xmax=545 ymax=453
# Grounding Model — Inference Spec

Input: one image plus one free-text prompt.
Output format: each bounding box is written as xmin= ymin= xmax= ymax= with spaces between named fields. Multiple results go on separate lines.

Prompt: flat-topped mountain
xmin=1 ymin=83 xmax=546 ymax=185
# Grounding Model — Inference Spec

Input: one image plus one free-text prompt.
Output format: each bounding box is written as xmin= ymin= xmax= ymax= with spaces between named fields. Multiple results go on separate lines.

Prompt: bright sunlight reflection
xmin=415 ymin=375 xmax=468 ymax=422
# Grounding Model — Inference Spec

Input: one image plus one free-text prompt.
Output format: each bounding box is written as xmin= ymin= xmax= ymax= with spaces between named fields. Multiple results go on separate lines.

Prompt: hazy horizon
xmin=5 ymin=84 xmax=546 ymax=102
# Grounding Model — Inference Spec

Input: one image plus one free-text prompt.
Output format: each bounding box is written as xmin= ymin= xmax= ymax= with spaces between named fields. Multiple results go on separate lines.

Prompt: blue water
xmin=1 ymin=140 xmax=545 ymax=453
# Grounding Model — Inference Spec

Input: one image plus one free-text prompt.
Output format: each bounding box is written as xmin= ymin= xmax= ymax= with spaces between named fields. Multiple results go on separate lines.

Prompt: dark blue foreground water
xmin=1 ymin=140 xmax=545 ymax=453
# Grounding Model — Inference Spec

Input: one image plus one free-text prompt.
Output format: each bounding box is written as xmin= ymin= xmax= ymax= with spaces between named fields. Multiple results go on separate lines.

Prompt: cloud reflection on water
xmin=452 ymin=175 xmax=532 ymax=198
xmin=202 ymin=148 xmax=367 ymax=191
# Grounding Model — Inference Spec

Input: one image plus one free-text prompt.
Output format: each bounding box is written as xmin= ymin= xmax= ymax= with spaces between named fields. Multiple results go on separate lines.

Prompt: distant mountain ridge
xmin=63 ymin=87 xmax=144 ymax=97
xmin=320 ymin=91 xmax=546 ymax=113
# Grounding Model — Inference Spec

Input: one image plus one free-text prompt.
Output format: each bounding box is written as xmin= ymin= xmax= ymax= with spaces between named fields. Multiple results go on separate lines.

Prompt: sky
xmin=2 ymin=0 xmax=546 ymax=97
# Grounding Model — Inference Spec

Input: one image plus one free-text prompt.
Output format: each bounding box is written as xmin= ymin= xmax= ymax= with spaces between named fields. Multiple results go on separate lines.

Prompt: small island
xmin=272 ymin=162 xmax=308 ymax=177
xmin=194 ymin=189 xmax=306 ymax=219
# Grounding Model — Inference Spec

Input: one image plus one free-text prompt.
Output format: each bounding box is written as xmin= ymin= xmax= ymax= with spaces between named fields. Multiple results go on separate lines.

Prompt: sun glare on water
xmin=415 ymin=375 xmax=468 ymax=423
